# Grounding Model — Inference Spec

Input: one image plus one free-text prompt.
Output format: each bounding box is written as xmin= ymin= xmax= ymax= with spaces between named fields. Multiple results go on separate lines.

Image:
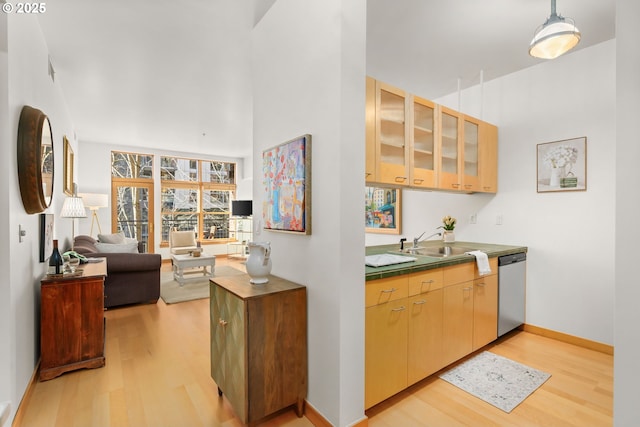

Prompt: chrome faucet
xmin=413 ymin=231 xmax=442 ymax=248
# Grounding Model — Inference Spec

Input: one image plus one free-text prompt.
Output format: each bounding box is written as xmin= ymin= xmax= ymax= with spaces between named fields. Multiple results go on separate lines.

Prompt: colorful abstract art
xmin=262 ymin=134 xmax=311 ymax=234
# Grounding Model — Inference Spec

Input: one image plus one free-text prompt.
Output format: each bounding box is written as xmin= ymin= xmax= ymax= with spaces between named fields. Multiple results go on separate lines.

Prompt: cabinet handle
xmin=464 ymin=184 xmax=472 ymax=189
xmin=452 ymin=183 xmax=460 ymax=188
xmin=391 ymin=306 xmax=406 ymax=312
xmin=380 ymin=288 xmax=397 ymax=294
xmin=365 ymin=172 xmax=372 ymax=178
xmin=394 ymin=176 xmax=407 ymax=183
xmin=476 ymin=282 xmax=486 ymax=287
xmin=463 ymin=286 xmax=473 ymax=291
xmin=413 ymin=300 xmax=426 ymax=305
xmin=218 ymin=318 xmax=228 ymax=326
xmin=420 ymin=280 xmax=434 ymax=291
xmin=413 ymin=179 xmax=424 ymax=184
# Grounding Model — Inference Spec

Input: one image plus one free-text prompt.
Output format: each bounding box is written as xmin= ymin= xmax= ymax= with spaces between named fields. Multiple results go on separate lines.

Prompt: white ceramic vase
xmin=549 ymin=167 xmax=563 ymax=187
xmin=246 ymin=241 xmax=272 ymax=284
xmin=443 ymin=230 xmax=455 ymax=243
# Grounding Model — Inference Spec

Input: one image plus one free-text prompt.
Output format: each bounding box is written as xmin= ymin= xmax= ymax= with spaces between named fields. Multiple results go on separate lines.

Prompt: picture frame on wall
xmin=365 ymin=186 xmax=401 ymax=234
xmin=262 ymin=134 xmax=311 ymax=234
xmin=63 ymin=136 xmax=74 ymax=196
xmin=39 ymin=213 xmax=54 ymax=262
xmin=537 ymin=137 xmax=587 ymax=193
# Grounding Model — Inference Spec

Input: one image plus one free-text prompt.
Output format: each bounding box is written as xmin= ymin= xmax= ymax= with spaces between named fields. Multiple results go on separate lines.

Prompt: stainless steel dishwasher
xmin=498 ymin=252 xmax=526 ymax=337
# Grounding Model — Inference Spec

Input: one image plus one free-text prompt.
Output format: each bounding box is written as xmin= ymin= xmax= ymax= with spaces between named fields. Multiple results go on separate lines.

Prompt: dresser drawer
xmin=366 ymin=276 xmax=409 ymax=308
xmin=408 ymin=269 xmax=443 ymax=296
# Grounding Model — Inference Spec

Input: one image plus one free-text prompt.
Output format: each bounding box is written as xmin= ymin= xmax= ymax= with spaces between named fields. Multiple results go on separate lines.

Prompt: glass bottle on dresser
xmin=48 ymin=239 xmax=63 ymax=275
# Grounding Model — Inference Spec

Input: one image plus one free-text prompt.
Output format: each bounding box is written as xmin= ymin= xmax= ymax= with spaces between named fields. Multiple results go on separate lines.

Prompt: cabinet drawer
xmin=443 ymin=262 xmax=475 ymax=286
xmin=366 ymin=276 xmax=409 ymax=308
xmin=408 ymin=269 xmax=443 ymax=296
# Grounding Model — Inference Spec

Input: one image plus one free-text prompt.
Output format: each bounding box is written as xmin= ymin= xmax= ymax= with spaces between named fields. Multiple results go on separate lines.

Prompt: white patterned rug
xmin=439 ymin=351 xmax=551 ymax=413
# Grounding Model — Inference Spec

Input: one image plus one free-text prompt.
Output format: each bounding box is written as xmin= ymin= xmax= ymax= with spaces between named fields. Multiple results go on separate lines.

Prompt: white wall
xmin=77 ymin=141 xmax=247 ymax=258
xmin=4 ymin=14 xmax=77 ymax=423
xmin=252 ymin=1 xmax=366 ymax=425
xmin=614 ymin=0 xmax=640 ymax=424
xmin=366 ymin=40 xmax=616 ymax=346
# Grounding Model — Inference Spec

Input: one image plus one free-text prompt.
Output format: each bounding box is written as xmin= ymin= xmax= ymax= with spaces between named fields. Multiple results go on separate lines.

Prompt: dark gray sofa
xmin=73 ymin=235 xmax=162 ymax=308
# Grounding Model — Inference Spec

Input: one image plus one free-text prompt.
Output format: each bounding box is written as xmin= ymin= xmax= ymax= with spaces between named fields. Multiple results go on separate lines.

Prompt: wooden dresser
xmin=40 ymin=259 xmax=107 ymax=381
xmin=210 ymin=273 xmax=307 ymax=425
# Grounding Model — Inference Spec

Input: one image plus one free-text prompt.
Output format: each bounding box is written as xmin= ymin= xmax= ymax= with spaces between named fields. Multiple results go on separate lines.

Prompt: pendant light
xmin=529 ymin=0 xmax=580 ymax=59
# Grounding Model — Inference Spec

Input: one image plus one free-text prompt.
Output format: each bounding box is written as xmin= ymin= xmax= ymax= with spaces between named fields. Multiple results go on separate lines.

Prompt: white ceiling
xmin=37 ymin=0 xmax=615 ymax=158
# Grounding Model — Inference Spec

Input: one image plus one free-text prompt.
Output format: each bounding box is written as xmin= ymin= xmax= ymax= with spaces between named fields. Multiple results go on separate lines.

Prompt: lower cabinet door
xmin=210 ymin=284 xmax=247 ymax=422
xmin=365 ymin=299 xmax=408 ymax=409
xmin=407 ymin=289 xmax=443 ymax=385
xmin=442 ymin=281 xmax=474 ymax=366
xmin=473 ymin=274 xmax=498 ymax=350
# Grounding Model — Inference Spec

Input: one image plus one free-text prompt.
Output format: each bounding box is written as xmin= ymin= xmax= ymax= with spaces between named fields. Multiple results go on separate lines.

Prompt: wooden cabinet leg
xmin=295 ymin=398 xmax=305 ymax=417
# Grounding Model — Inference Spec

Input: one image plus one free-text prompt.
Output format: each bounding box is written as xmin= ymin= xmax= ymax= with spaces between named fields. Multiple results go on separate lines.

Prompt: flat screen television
xmin=231 ymin=200 xmax=252 ymax=217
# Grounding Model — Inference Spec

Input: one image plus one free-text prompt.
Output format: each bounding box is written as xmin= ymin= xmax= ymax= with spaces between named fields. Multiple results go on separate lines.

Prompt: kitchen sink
xmin=396 ymin=246 xmax=473 ymax=258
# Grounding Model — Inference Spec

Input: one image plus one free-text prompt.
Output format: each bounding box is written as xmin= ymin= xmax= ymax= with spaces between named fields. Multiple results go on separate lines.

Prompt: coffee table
xmin=171 ymin=253 xmax=216 ymax=285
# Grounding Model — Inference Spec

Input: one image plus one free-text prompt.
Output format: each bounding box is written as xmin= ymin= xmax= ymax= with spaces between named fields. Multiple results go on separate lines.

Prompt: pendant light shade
xmin=529 ymin=0 xmax=580 ymax=59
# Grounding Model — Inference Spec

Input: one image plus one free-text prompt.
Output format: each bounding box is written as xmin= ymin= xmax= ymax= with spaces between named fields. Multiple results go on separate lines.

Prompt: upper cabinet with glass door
xmin=438 ymin=105 xmax=461 ymax=190
xmin=365 ymin=77 xmax=497 ymax=193
xmin=461 ymin=115 xmax=480 ymax=192
xmin=375 ymin=81 xmax=409 ymax=186
xmin=410 ymin=95 xmax=436 ymax=188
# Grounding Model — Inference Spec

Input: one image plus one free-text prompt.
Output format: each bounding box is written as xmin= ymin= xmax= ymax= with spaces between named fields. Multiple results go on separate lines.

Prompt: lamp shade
xmin=529 ymin=0 xmax=580 ymax=60
xmin=79 ymin=193 xmax=109 ymax=209
xmin=60 ymin=196 xmax=87 ymax=218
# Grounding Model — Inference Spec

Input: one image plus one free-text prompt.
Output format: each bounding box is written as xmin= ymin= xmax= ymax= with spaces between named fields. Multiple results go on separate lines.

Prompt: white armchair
xmin=169 ymin=230 xmax=199 ymax=255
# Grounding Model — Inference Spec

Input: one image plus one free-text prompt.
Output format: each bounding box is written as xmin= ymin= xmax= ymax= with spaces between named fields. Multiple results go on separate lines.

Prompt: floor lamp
xmin=60 ymin=193 xmax=87 ymax=249
xmin=79 ymin=193 xmax=109 ymax=237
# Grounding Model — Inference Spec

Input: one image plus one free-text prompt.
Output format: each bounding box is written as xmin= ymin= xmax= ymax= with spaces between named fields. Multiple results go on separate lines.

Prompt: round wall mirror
xmin=17 ymin=105 xmax=54 ymax=214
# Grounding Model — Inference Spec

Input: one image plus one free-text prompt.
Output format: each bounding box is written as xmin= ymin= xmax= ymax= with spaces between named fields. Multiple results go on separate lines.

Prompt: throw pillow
xmin=95 ymin=242 xmax=139 ymax=253
xmin=98 ymin=232 xmax=126 ymax=244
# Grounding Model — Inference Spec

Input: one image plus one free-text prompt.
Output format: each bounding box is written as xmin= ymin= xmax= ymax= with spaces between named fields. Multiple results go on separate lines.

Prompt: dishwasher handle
xmin=498 ymin=252 xmax=526 ymax=266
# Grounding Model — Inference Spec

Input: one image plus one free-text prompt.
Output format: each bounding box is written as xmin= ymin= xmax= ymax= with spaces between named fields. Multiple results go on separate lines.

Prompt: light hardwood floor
xmin=16 ymin=257 xmax=612 ymax=427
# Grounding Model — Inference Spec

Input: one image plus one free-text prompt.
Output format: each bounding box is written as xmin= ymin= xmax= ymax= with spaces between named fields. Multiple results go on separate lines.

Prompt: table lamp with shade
xmin=60 ymin=190 xmax=87 ymax=249
xmin=78 ymin=193 xmax=109 ymax=237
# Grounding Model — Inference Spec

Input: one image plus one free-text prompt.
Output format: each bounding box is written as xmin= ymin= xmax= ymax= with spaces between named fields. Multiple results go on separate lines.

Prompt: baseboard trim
xmin=11 ymin=360 xmax=40 ymax=427
xmin=521 ymin=324 xmax=613 ymax=355
xmin=304 ymin=401 xmax=368 ymax=427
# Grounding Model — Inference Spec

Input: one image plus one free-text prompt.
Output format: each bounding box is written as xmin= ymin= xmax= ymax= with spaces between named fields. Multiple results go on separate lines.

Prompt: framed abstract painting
xmin=262 ymin=134 xmax=311 ymax=235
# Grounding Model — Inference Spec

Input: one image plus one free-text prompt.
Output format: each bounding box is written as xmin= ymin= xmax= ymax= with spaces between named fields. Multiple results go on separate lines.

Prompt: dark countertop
xmin=365 ymin=241 xmax=527 ymax=281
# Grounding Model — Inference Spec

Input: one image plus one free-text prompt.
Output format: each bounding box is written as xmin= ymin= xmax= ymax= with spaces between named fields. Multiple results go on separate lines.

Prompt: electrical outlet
xmin=496 ymin=214 xmax=503 ymax=225
xmin=0 ymin=401 xmax=10 ymax=427
xmin=469 ymin=214 xmax=477 ymax=224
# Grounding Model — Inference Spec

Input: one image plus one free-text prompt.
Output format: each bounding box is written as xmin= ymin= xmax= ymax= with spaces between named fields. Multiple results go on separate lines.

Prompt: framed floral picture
xmin=365 ymin=186 xmax=401 ymax=234
xmin=536 ymin=137 xmax=587 ymax=193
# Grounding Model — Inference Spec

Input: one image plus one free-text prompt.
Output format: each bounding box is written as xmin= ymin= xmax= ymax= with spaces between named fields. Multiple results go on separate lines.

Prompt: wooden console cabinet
xmin=210 ymin=274 xmax=307 ymax=425
xmin=40 ymin=259 xmax=107 ymax=381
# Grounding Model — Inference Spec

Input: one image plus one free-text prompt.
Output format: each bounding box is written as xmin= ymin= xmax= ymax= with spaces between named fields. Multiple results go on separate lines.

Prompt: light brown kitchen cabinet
xmin=442 ymin=280 xmax=474 ymax=366
xmin=376 ymin=81 xmax=410 ymax=186
xmin=365 ymin=76 xmax=498 ymax=193
xmin=479 ymin=121 xmax=498 ymax=192
xmin=473 ymin=273 xmax=498 ymax=350
xmin=407 ymin=289 xmax=443 ymax=385
xmin=365 ymin=257 xmax=499 ymax=409
xmin=410 ymin=95 xmax=437 ymax=188
xmin=210 ymin=274 xmax=307 ymax=425
xmin=365 ymin=276 xmax=408 ymax=409
xmin=365 ymin=77 xmax=378 ymax=182
xmin=462 ymin=115 xmax=481 ymax=191
xmin=438 ymin=105 xmax=462 ymax=190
